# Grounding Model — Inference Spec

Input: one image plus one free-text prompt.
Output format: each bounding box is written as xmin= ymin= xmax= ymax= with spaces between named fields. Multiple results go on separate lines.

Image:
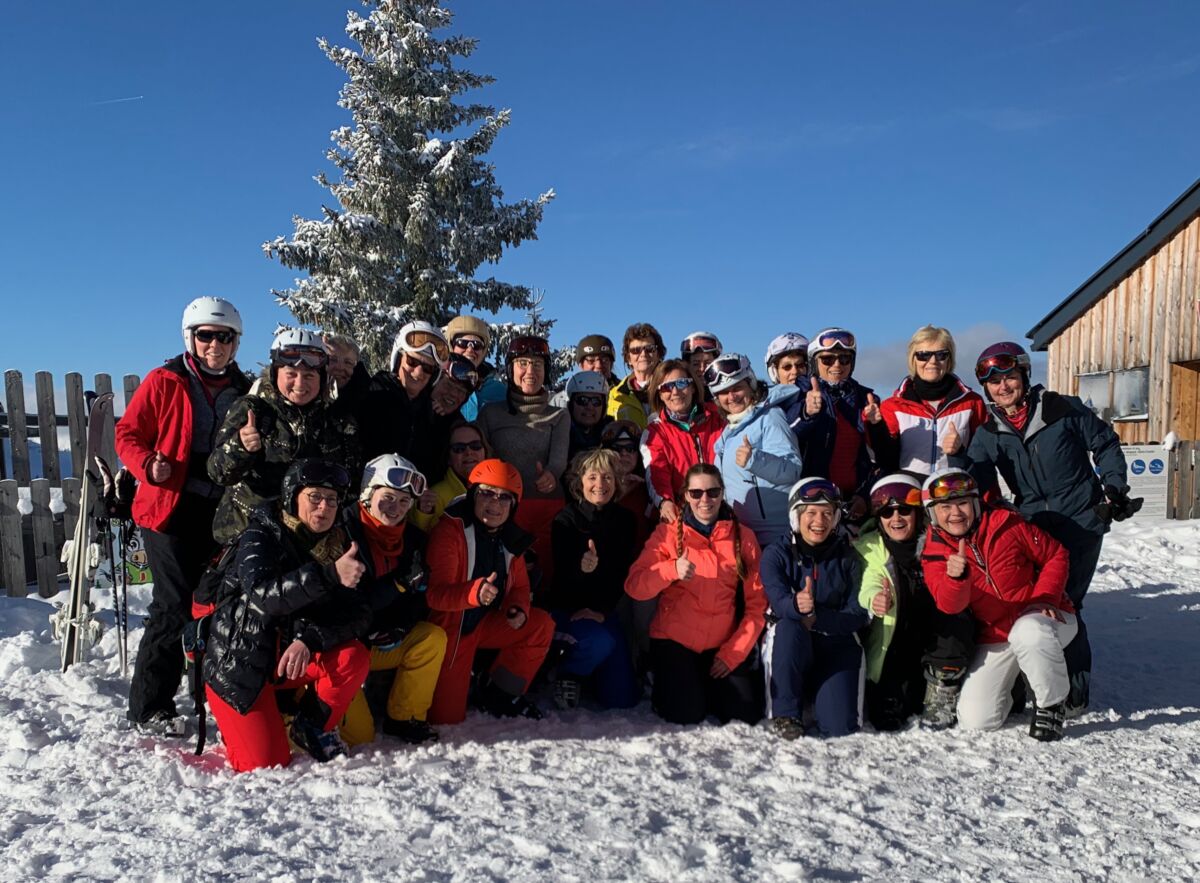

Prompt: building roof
xmin=1027 ymin=177 xmax=1200 ymax=351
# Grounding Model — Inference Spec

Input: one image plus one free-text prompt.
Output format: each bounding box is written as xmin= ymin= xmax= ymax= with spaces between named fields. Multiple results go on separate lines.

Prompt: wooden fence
xmin=1 ymin=369 xmax=141 ymax=597
xmin=1168 ymin=439 xmax=1200 ymax=520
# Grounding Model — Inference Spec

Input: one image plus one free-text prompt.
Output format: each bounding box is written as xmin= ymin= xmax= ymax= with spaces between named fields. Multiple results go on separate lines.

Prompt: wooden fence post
xmin=123 ymin=374 xmax=141 ymax=415
xmin=4 ymin=370 xmax=31 ymax=486
xmin=30 ymin=478 xmax=59 ymax=598
xmin=62 ymin=477 xmax=81 ymax=544
xmin=65 ymin=372 xmax=86 ymax=480
xmin=0 ymin=479 xmax=25 ymax=596
xmin=35 ymin=371 xmax=62 ymax=487
xmin=94 ymin=373 xmax=117 ymax=470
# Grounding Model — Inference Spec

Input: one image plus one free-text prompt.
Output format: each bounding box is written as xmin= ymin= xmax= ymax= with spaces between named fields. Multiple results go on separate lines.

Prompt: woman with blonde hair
xmin=877 ymin=325 xmax=987 ymax=478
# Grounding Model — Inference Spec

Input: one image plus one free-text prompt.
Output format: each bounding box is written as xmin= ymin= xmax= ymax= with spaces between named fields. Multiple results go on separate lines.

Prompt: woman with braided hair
xmin=625 ymin=464 xmax=766 ymax=725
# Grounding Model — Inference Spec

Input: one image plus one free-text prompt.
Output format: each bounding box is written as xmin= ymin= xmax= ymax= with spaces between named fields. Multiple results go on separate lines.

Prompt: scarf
xmin=666 ymin=403 xmax=701 ymax=431
xmin=280 ymin=508 xmax=348 ymax=565
xmin=911 ymin=373 xmax=959 ymax=402
xmin=357 ymin=501 xmax=407 ymax=573
xmin=507 ymin=387 xmax=551 ymax=416
xmin=725 ymin=406 xmax=753 ymax=427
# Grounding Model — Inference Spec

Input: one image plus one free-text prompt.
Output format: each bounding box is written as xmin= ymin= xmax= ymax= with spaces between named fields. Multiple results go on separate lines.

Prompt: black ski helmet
xmin=280 ymin=458 xmax=352 ymax=516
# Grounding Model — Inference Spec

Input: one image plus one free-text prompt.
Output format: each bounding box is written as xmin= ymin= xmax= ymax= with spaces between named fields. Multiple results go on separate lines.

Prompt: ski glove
xmin=1097 ymin=485 xmax=1143 ymax=523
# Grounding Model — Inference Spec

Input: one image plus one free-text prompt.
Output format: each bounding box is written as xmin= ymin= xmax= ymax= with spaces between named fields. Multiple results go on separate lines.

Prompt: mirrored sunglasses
xmin=452 ymin=336 xmax=486 ymax=352
xmin=658 ymin=377 xmax=694 ymax=395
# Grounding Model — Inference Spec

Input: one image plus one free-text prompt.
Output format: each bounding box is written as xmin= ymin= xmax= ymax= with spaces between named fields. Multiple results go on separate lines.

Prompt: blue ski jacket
xmin=712 ymin=402 xmax=803 ymax=547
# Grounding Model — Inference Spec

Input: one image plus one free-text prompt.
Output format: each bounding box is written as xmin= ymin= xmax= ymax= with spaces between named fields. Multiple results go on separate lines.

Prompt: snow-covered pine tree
xmin=264 ymin=0 xmax=554 ymax=371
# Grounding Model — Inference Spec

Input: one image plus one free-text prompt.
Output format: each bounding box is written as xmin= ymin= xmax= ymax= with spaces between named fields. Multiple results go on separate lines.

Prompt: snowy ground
xmin=1 ymin=519 xmax=1198 ymax=881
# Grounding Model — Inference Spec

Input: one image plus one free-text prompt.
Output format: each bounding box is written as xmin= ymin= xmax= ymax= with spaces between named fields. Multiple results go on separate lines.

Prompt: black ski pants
xmin=649 ymin=638 xmax=763 ymax=726
xmin=127 ymin=493 xmax=219 ymax=722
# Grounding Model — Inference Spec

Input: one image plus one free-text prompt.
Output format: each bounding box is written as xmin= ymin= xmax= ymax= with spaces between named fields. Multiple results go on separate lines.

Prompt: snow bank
xmin=0 ymin=519 xmax=1197 ymax=880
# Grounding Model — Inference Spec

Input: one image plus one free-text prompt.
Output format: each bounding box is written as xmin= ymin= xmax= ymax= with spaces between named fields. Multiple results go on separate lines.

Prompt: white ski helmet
xmin=390 ymin=320 xmax=449 ymax=377
xmin=566 ymin=370 xmax=609 ymax=398
xmin=703 ymin=352 xmax=756 ymax=395
xmin=921 ymin=468 xmax=980 ymax=528
xmin=680 ymin=331 xmax=723 ymax=359
xmin=271 ymin=328 xmax=327 ymax=362
xmin=808 ymin=327 xmax=857 ymax=360
xmin=764 ymin=332 xmax=810 ymax=383
xmin=181 ymin=297 xmax=243 ymax=358
xmin=360 ymin=453 xmax=428 ymax=503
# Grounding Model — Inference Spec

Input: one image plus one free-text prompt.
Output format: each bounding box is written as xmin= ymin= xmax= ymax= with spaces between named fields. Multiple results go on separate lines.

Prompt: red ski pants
xmin=208 ymin=641 xmax=370 ymax=773
xmin=428 ymin=608 xmax=554 ymax=725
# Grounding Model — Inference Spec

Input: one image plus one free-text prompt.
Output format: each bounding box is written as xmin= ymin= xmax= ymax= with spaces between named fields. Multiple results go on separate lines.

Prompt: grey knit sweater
xmin=477 ymin=390 xmax=570 ymax=501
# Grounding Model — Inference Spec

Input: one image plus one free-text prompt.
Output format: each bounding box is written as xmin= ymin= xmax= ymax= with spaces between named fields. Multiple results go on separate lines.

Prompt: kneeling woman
xmin=855 ymin=474 xmax=975 ymax=731
xmin=203 ymin=459 xmax=372 ymax=772
xmin=920 ymin=469 xmax=1076 ymax=741
xmin=548 ymin=448 xmax=640 ymax=710
xmin=761 ymin=479 xmax=869 ymax=739
xmin=340 ymin=455 xmax=447 ymax=746
xmin=625 ymin=464 xmax=766 ymax=725
xmin=425 ymin=459 xmax=555 ymax=723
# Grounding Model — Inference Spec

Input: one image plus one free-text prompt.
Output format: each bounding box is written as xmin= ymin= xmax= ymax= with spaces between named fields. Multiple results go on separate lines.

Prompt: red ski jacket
xmin=625 ymin=515 xmax=766 ymax=670
xmin=921 ymin=507 xmax=1072 ymax=644
xmin=643 ymin=402 xmax=724 ymax=506
xmin=879 ymin=376 xmax=988 ymax=476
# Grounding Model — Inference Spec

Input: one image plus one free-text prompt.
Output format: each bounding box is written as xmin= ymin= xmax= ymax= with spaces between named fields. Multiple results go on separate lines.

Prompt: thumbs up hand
xmin=334 ymin=541 xmax=366 ymax=587
xmin=239 ymin=408 xmax=262 ymax=453
xmin=946 ymin=538 xmax=969 ymax=579
xmin=534 ymin=460 xmax=556 ymax=493
xmin=735 ymin=435 xmax=753 ymax=468
xmin=147 ymin=451 xmax=172 ymax=484
xmin=581 ymin=538 xmax=599 ymax=574
xmin=676 ymin=550 xmax=696 ymax=581
xmin=871 ymin=575 xmax=894 ymax=616
xmin=478 ymin=571 xmax=500 ymax=606
xmin=942 ymin=421 xmax=962 ymax=455
xmin=805 ymin=377 xmax=823 ymax=417
xmin=863 ymin=393 xmax=882 ymax=425
xmin=795 ymin=575 xmax=815 ymax=616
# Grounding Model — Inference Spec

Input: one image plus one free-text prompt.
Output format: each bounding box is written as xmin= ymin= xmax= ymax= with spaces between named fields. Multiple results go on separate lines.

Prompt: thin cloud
xmin=655 ymin=121 xmax=894 ymax=166
xmin=89 ymin=95 xmax=145 ymax=107
xmin=957 ymin=105 xmax=1062 ymax=133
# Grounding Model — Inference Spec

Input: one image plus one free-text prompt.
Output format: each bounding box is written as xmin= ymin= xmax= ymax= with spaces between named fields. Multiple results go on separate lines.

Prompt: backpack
xmin=181 ymin=540 xmax=240 ymax=755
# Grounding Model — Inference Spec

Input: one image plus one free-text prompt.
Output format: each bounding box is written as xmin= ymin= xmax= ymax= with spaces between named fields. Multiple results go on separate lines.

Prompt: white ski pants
xmin=957 ymin=609 xmax=1078 ymax=731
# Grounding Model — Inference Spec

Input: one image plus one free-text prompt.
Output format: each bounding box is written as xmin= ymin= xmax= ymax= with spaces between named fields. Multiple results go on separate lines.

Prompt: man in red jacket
xmin=115 ymin=297 xmax=250 ymax=734
xmin=919 ymin=469 xmax=1077 ymax=741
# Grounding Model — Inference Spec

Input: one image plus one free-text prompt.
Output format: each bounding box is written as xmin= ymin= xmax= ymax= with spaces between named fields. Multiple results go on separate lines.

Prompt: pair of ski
xmin=51 ymin=392 xmax=132 ymax=675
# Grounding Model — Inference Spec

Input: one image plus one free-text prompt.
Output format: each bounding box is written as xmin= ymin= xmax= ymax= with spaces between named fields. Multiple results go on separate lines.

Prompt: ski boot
xmin=771 ymin=716 xmax=806 ymax=741
xmin=1065 ymin=671 xmax=1090 ymax=719
xmin=480 ymin=682 xmax=543 ymax=720
xmin=1029 ymin=701 xmax=1066 ymax=742
xmin=134 ymin=710 xmax=188 ymax=738
xmin=289 ymin=692 xmax=348 ymax=762
xmin=553 ymin=676 xmax=582 ymax=711
xmin=920 ymin=665 xmax=964 ymax=731
xmin=382 ymin=717 xmax=439 ymax=745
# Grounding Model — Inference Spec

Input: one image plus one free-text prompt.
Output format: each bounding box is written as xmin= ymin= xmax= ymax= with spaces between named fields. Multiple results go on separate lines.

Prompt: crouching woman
xmin=919 ymin=469 xmax=1077 ymax=741
xmin=203 ymin=459 xmax=372 ymax=772
xmin=625 ymin=464 xmax=766 ymax=725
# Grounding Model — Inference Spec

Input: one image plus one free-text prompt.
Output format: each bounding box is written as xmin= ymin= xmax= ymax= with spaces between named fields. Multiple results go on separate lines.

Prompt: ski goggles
xmin=814 ymin=330 xmax=856 ymax=352
xmin=870 ymin=482 xmax=923 ymax=514
xmin=789 ymin=478 xmax=843 ymax=508
xmin=273 ymin=346 xmax=329 ymax=369
xmin=296 ymin=460 xmax=351 ymax=494
xmin=923 ymin=474 xmax=978 ymax=503
xmin=445 ymin=357 xmax=481 ymax=390
xmin=508 ymin=336 xmax=551 ymax=359
xmin=366 ymin=464 xmax=427 ymax=497
xmin=404 ymin=329 xmax=450 ymax=363
xmin=703 ymin=354 xmax=750 ymax=387
xmin=681 ymin=334 xmax=721 ymax=356
xmin=975 ymin=353 xmax=1023 ymax=383
xmin=657 ymin=377 xmax=694 ymax=395
xmin=193 ymin=329 xmax=237 ymax=344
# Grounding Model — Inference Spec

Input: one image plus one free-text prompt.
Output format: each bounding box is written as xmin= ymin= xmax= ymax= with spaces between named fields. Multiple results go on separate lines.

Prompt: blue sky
xmin=3 ymin=1 xmax=1199 ymax=397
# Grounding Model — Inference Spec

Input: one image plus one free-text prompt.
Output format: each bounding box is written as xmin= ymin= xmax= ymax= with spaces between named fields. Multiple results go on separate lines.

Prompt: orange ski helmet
xmin=467 ymin=458 xmax=524 ymax=503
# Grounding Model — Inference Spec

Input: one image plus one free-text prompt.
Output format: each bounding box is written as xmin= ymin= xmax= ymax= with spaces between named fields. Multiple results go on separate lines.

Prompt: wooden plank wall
xmin=0 ymin=370 xmax=131 ymax=596
xmin=1045 ymin=213 xmax=1200 ymax=444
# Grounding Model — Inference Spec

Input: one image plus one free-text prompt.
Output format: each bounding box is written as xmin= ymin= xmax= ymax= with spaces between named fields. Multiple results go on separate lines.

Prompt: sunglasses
xmin=817 ymin=354 xmax=853 ymax=367
xmin=193 ymin=329 xmax=237 ymax=344
xmin=605 ymin=442 xmax=638 ymax=453
xmin=878 ymin=504 xmax=918 ymax=518
xmin=452 ymin=336 xmax=486 ymax=352
xmin=658 ymin=377 xmax=694 ymax=395
xmin=477 ymin=487 xmax=516 ymax=506
xmin=405 ymin=330 xmax=450 ymax=362
xmin=573 ymin=394 xmax=605 ymax=408
xmin=449 ymin=440 xmax=485 ymax=454
xmin=975 ymin=353 xmax=1022 ymax=383
xmin=627 ymin=344 xmax=658 ymax=356
xmin=274 ymin=347 xmax=329 ymax=369
xmin=915 ymin=350 xmax=951 ymax=363
xmin=685 ymin=487 xmax=723 ymax=500
xmin=403 ymin=353 xmax=438 ymax=374
xmin=816 ymin=330 xmax=856 ymax=350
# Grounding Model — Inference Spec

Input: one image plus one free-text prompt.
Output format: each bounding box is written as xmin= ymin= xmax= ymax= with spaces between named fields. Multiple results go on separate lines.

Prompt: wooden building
xmin=1027 ymin=178 xmax=1200 ymax=444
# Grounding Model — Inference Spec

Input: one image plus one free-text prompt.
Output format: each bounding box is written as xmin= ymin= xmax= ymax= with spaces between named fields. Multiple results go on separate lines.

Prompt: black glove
xmin=1102 ymin=485 xmax=1143 ymax=522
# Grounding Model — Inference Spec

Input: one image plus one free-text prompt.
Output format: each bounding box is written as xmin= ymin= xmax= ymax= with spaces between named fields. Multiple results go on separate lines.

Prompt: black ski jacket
xmin=548 ymin=497 xmax=637 ymax=614
xmin=203 ymin=505 xmax=371 ymax=715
